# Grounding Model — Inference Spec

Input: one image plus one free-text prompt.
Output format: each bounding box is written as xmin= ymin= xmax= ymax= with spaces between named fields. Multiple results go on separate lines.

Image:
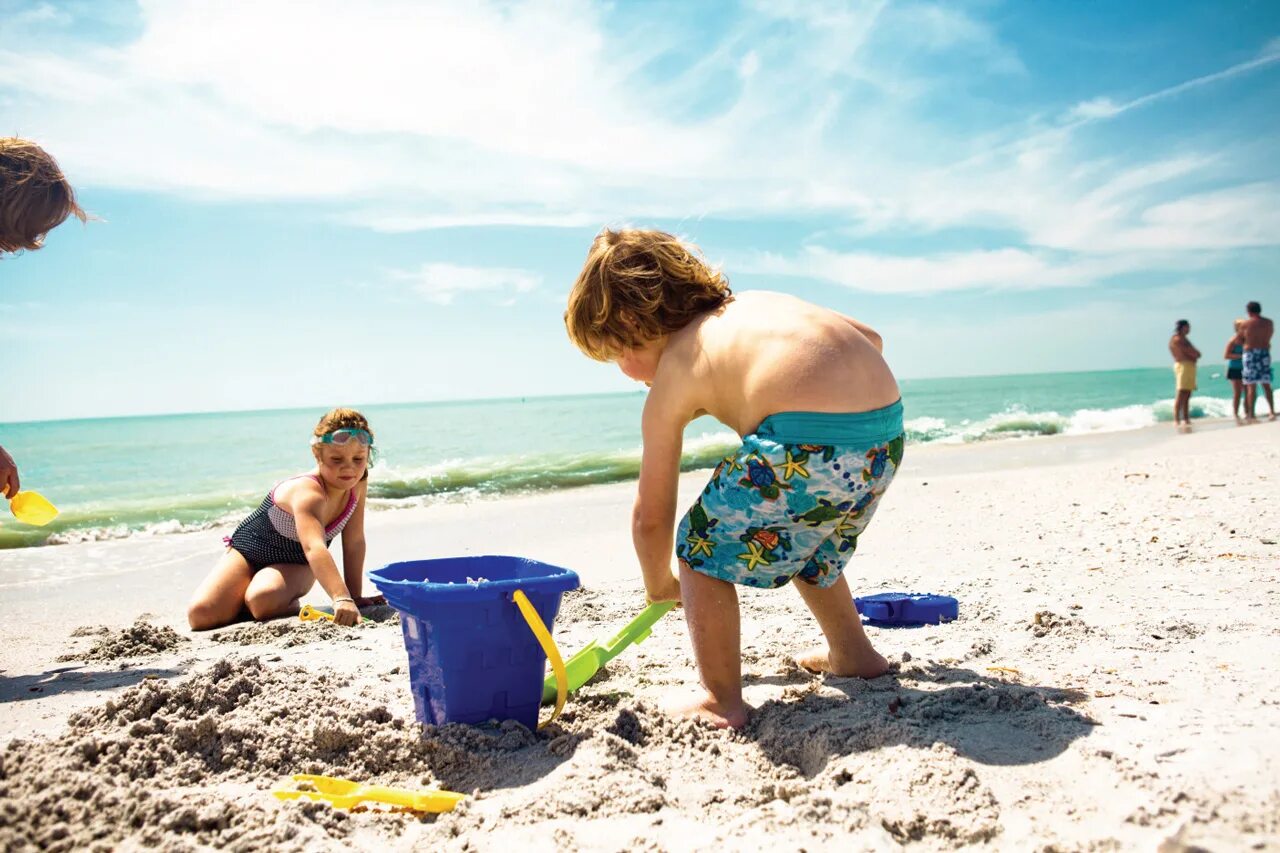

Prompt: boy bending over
xmin=565 ymin=228 xmax=904 ymax=729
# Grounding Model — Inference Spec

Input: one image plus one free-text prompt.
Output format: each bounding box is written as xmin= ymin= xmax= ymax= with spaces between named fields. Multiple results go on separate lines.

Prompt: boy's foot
xmin=663 ymin=689 xmax=749 ymax=729
xmin=795 ymin=646 xmax=890 ymax=679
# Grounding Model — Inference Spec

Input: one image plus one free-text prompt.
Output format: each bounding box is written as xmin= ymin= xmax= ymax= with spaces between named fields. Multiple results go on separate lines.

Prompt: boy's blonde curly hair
xmin=0 ymin=138 xmax=86 ymax=253
xmin=565 ymin=228 xmax=732 ymax=361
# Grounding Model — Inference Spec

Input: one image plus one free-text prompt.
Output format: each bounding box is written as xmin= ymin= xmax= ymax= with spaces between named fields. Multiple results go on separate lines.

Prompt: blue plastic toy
xmin=370 ymin=556 xmax=579 ymax=729
xmin=854 ymin=592 xmax=958 ymax=627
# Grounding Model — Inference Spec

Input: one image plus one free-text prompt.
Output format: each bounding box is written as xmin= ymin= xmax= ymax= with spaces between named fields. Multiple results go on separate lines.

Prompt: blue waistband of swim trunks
xmin=754 ymin=399 xmax=904 ymax=446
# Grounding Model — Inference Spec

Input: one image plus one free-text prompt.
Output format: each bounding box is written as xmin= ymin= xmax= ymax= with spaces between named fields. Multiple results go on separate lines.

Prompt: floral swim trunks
xmin=676 ymin=401 xmax=904 ymax=590
xmin=1242 ymin=348 xmax=1272 ymax=385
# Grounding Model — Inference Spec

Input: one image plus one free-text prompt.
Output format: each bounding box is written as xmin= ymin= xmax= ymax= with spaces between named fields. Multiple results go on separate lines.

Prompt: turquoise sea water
xmin=0 ymin=367 xmax=1235 ymax=550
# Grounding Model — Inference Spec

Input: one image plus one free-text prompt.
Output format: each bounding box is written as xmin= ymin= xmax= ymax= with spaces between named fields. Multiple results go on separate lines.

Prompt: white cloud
xmin=747 ymin=244 xmax=1213 ymax=295
xmin=387 ymin=262 xmax=541 ymax=305
xmin=1068 ymin=97 xmax=1121 ymax=120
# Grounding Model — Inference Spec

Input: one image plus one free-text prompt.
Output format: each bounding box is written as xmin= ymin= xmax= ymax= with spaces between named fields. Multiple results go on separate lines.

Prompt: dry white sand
xmin=1 ymin=421 xmax=1277 ymax=851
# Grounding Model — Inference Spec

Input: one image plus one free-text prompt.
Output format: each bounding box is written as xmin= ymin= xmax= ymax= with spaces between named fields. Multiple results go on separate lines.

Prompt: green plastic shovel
xmin=541 ymin=600 xmax=676 ymax=704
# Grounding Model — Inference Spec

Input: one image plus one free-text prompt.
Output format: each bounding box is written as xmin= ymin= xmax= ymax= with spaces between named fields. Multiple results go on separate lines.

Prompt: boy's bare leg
xmin=793 ymin=574 xmax=889 ymax=678
xmin=665 ymin=560 xmax=749 ymax=729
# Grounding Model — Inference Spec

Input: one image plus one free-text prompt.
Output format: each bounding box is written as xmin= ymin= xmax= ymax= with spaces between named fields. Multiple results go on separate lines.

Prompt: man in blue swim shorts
xmin=1241 ymin=301 xmax=1275 ymax=422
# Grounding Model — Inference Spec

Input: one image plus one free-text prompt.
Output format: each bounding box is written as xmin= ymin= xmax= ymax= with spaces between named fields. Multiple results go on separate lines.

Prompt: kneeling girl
xmin=188 ymin=408 xmax=382 ymax=630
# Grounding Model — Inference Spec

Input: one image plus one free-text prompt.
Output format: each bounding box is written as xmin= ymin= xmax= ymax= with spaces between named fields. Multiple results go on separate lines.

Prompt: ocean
xmin=0 ymin=367 xmax=1236 ymax=551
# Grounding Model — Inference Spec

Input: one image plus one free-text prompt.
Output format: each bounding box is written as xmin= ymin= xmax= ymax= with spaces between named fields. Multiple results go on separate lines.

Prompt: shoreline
xmin=0 ymin=417 xmax=1261 ymax=595
xmin=0 ymin=411 xmax=1250 ymax=557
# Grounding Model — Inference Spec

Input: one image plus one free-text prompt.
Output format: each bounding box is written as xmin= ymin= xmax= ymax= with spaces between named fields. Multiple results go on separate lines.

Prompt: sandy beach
xmin=1 ymin=421 xmax=1278 ymax=851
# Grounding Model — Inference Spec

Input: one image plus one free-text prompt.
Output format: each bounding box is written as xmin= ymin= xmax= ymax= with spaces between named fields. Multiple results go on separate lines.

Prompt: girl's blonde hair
xmin=312 ymin=408 xmax=375 ymax=473
xmin=564 ymin=228 xmax=731 ymax=361
xmin=313 ymin=407 xmax=373 ymax=439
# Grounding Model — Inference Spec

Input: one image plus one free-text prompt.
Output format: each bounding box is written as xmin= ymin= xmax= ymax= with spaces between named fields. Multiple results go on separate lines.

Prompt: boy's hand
xmin=355 ymin=594 xmax=386 ymax=608
xmin=645 ymin=573 xmax=682 ymax=605
xmin=333 ymin=599 xmax=361 ymax=627
xmin=0 ymin=445 xmax=19 ymax=499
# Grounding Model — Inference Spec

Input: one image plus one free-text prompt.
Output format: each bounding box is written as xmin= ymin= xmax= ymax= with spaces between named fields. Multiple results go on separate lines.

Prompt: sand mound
xmin=1026 ymin=610 xmax=1092 ymax=639
xmin=1 ymin=639 xmax=1104 ymax=852
xmin=0 ymin=655 xmax=537 ymax=851
xmin=58 ymin=620 xmax=188 ymax=663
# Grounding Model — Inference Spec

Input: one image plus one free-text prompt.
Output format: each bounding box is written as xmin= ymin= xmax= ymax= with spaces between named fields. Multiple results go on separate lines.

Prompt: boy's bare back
xmin=653 ymin=290 xmax=900 ymax=436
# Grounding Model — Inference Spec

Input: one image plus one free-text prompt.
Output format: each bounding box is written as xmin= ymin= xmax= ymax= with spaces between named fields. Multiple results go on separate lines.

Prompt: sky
xmin=1 ymin=0 xmax=1278 ymax=422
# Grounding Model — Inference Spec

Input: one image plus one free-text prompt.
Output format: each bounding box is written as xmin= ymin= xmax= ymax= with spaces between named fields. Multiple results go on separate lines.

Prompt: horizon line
xmin=0 ymin=363 xmax=1190 ymax=426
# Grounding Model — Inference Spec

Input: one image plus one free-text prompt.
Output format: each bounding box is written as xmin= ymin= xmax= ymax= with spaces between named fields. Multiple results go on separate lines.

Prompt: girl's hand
xmin=334 ymin=598 xmax=361 ymax=627
xmin=645 ymin=573 xmax=682 ymax=605
xmin=355 ymin=594 xmax=386 ymax=607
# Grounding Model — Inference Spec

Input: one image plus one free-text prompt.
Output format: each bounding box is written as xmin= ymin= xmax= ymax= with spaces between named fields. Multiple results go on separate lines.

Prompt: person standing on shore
xmin=1224 ymin=319 xmax=1246 ymax=424
xmin=1169 ymin=320 xmax=1200 ymax=430
xmin=1240 ymin=301 xmax=1275 ymax=422
xmin=1 ymin=138 xmax=86 ymax=506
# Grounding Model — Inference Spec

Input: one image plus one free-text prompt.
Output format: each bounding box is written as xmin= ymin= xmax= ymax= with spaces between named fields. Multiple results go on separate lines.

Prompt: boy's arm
xmin=839 ymin=313 xmax=883 ymax=352
xmin=0 ymin=445 xmax=18 ymax=498
xmin=633 ymin=384 xmax=690 ymax=603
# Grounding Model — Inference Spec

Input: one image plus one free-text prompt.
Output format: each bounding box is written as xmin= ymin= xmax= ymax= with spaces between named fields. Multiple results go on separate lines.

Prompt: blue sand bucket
xmin=855 ymin=592 xmax=958 ymax=627
xmin=370 ymin=556 xmax=579 ymax=729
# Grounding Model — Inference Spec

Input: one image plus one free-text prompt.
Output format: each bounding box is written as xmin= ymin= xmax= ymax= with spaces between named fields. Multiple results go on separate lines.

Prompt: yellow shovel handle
xmin=299 ymin=604 xmax=333 ymax=622
xmin=512 ymin=589 xmax=567 ymax=729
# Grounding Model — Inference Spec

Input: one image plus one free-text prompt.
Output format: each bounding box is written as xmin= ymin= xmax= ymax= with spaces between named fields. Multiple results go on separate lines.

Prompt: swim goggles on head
xmin=310 ymin=428 xmax=373 ymax=447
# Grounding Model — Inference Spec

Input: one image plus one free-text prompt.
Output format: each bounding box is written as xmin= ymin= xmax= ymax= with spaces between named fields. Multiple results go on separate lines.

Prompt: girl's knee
xmin=244 ymin=589 xmax=276 ymax=621
xmin=187 ymin=599 xmax=222 ymax=631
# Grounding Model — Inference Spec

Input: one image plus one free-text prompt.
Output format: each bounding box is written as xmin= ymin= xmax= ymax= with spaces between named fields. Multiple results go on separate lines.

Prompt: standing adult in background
xmin=0 ymin=137 xmax=86 ymax=500
xmin=1168 ymin=320 xmax=1200 ymax=431
xmin=1240 ymin=301 xmax=1275 ymax=422
xmin=1224 ymin=319 xmax=1246 ymax=424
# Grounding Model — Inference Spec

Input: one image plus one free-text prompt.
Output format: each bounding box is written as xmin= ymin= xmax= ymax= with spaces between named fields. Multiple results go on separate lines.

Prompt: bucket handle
xmin=511 ymin=589 xmax=568 ymax=729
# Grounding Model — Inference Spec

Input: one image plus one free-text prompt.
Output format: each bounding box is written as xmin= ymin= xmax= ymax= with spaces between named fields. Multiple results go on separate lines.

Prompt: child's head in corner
xmin=310 ymin=408 xmax=375 ymax=488
xmin=0 ymin=138 xmax=86 ymax=254
xmin=564 ymin=228 xmax=731 ymax=382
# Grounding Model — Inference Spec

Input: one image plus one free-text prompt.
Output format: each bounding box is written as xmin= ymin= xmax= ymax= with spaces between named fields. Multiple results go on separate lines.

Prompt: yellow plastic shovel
xmin=273 ymin=774 xmax=464 ymax=813
xmin=298 ymin=604 xmax=370 ymax=624
xmin=8 ymin=491 xmax=59 ymax=526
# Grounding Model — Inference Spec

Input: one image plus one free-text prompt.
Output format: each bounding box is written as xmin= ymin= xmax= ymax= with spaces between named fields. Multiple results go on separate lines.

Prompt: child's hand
xmin=645 ymin=573 xmax=682 ymax=605
xmin=355 ymin=594 xmax=386 ymax=607
xmin=333 ymin=599 xmax=361 ymax=627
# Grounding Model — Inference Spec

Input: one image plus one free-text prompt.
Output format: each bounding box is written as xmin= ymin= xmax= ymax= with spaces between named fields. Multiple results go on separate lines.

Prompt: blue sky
xmin=1 ymin=0 xmax=1278 ymax=421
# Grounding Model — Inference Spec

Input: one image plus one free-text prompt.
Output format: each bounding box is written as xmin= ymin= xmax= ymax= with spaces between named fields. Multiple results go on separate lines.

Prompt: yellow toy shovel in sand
xmin=8 ymin=491 xmax=59 ymax=526
xmin=273 ymin=774 xmax=464 ymax=813
xmin=298 ymin=604 xmax=370 ymax=624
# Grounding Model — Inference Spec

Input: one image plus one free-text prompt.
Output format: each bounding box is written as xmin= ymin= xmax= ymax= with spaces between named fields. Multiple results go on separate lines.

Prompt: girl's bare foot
xmin=664 ymin=689 xmax=749 ymax=729
xmin=795 ymin=645 xmax=890 ymax=679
